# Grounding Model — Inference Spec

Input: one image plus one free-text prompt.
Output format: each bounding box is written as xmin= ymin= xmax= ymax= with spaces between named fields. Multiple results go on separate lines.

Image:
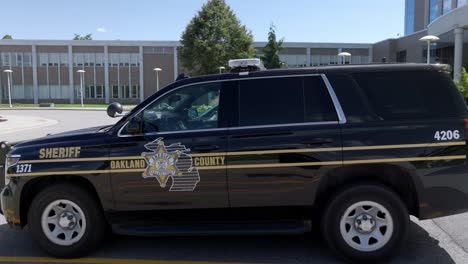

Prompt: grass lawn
xmin=0 ymin=103 xmax=136 ymax=108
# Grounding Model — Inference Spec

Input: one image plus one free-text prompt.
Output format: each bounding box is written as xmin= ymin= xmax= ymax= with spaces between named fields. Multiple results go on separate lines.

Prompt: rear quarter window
xmin=352 ymin=71 xmax=467 ymax=120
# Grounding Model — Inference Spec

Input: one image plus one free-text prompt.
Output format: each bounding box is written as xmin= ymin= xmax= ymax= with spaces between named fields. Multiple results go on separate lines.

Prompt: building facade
xmin=377 ymin=0 xmax=468 ymax=80
xmin=0 ymin=40 xmax=372 ymax=104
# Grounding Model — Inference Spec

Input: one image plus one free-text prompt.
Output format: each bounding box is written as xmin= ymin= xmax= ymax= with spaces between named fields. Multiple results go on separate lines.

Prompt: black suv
xmin=2 ymin=63 xmax=468 ymax=262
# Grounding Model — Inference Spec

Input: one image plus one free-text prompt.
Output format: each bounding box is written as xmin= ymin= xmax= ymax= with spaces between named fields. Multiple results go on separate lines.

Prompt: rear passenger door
xmin=227 ymin=75 xmax=344 ymax=208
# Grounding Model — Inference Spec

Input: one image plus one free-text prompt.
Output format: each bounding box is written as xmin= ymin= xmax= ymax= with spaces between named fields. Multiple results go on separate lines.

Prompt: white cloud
xmin=96 ymin=27 xmax=108 ymax=33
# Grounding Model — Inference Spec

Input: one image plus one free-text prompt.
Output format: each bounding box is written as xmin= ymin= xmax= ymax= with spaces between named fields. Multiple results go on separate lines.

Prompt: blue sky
xmin=1 ymin=0 xmax=404 ymax=43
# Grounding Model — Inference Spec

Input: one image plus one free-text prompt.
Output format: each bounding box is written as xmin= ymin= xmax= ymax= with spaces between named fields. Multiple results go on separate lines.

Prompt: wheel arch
xmin=20 ymin=175 xmax=105 ymax=227
xmin=314 ymin=163 xmax=422 ymax=218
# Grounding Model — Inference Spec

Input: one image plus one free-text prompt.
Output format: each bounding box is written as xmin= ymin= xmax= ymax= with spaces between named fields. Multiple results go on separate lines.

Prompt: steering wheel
xmin=159 ymin=113 xmax=187 ymax=131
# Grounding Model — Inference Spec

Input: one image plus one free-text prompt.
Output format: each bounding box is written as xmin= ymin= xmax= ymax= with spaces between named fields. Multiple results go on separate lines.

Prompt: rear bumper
xmin=418 ymin=161 xmax=468 ymax=219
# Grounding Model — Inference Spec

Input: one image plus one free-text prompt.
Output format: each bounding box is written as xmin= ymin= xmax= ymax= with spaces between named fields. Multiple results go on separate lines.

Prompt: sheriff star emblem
xmin=141 ymin=138 xmax=200 ymax=191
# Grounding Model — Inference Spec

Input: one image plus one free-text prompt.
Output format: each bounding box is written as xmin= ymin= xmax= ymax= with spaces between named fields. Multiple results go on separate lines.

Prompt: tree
xmin=73 ymin=34 xmax=93 ymax=40
xmin=261 ymin=24 xmax=284 ymax=69
xmin=2 ymin=34 xmax=12 ymax=39
xmin=455 ymin=67 xmax=468 ymax=99
xmin=179 ymin=0 xmax=255 ymax=75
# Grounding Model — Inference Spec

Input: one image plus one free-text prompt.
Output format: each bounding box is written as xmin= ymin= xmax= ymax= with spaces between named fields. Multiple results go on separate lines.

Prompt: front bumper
xmin=0 ymin=184 xmax=21 ymax=226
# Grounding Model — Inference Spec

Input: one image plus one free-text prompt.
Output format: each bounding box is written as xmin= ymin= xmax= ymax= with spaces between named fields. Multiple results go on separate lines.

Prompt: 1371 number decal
xmin=434 ymin=130 xmax=460 ymax=141
xmin=16 ymin=164 xmax=32 ymax=173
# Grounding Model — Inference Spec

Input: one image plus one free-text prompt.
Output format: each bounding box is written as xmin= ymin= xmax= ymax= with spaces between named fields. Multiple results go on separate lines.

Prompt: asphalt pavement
xmin=0 ymin=109 xmax=468 ymax=264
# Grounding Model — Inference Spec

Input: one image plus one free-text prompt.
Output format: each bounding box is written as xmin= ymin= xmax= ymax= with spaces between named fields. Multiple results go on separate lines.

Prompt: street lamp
xmin=77 ymin=70 xmax=85 ymax=108
xmin=419 ymin=35 xmax=440 ymax=64
xmin=338 ymin=52 xmax=352 ymax=65
xmin=218 ymin=66 xmax=225 ymax=74
xmin=3 ymin=69 xmax=13 ymax=108
xmin=153 ymin=68 xmax=162 ymax=91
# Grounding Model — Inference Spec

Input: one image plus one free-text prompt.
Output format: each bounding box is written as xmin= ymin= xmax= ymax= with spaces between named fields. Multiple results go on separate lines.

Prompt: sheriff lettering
xmin=39 ymin=146 xmax=81 ymax=159
xmin=194 ymin=156 xmax=225 ymax=167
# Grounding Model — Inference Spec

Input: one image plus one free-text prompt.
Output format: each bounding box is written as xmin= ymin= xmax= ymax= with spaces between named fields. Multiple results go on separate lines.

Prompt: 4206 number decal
xmin=434 ymin=130 xmax=460 ymax=141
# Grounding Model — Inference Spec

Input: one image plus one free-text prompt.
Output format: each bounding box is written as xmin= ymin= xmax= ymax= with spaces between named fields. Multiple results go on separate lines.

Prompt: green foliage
xmin=179 ymin=0 xmax=255 ymax=76
xmin=455 ymin=67 xmax=468 ymax=98
xmin=2 ymin=34 xmax=12 ymax=39
xmin=261 ymin=24 xmax=284 ymax=69
xmin=73 ymin=34 xmax=93 ymax=40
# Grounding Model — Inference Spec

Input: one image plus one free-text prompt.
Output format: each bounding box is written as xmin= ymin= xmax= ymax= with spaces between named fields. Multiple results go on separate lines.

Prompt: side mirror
xmin=107 ymin=102 xmax=123 ymax=118
xmin=126 ymin=117 xmax=141 ymax=134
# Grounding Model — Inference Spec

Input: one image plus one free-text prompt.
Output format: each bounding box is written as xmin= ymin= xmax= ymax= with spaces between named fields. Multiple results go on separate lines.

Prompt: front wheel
xmin=28 ymin=184 xmax=106 ymax=258
xmin=321 ymin=184 xmax=409 ymax=262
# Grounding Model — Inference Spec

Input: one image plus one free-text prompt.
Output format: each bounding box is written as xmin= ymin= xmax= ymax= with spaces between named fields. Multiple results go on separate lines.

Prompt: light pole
xmin=218 ymin=66 xmax=225 ymax=74
xmin=338 ymin=52 xmax=351 ymax=65
xmin=419 ymin=35 xmax=440 ymax=64
xmin=3 ymin=69 xmax=13 ymax=108
xmin=77 ymin=70 xmax=85 ymax=108
xmin=153 ymin=68 xmax=162 ymax=91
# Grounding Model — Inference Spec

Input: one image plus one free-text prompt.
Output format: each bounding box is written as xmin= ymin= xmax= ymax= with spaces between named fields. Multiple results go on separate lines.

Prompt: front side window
xmin=135 ymin=83 xmax=221 ymax=134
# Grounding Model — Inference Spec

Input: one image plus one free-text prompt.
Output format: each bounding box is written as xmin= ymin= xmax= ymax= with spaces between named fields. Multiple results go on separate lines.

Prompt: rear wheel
xmin=321 ymin=184 xmax=409 ymax=262
xmin=28 ymin=184 xmax=106 ymax=258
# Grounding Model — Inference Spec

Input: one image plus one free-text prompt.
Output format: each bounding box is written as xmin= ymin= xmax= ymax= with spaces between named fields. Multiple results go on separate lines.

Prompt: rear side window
xmin=353 ymin=71 xmax=467 ymax=120
xmin=238 ymin=76 xmax=337 ymax=127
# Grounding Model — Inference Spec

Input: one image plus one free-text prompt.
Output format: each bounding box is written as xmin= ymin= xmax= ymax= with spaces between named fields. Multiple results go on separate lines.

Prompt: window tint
xmin=304 ymin=77 xmax=338 ymax=122
xmin=353 ymin=71 xmax=467 ymax=120
xmin=139 ymin=83 xmax=221 ymax=133
xmin=239 ymin=77 xmax=304 ymax=126
xmin=327 ymin=74 xmax=375 ymax=122
xmin=238 ymin=76 xmax=337 ymax=127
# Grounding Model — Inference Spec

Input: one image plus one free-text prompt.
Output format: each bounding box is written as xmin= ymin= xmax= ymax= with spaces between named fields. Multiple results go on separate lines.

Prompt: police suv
xmin=2 ymin=59 xmax=468 ymax=262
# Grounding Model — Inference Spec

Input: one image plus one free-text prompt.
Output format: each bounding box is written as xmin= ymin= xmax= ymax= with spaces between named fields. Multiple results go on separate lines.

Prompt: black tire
xmin=28 ymin=184 xmax=107 ymax=258
xmin=321 ymin=184 xmax=409 ymax=263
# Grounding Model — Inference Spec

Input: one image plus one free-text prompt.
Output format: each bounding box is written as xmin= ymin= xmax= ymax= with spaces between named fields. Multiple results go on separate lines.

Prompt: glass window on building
xmin=131 ymin=85 xmax=139 ymax=98
xmin=109 ymin=54 xmax=119 ymax=67
xmin=112 ymin=85 xmax=119 ymax=98
xmin=74 ymin=53 xmax=84 ymax=66
xmin=130 ymin=53 xmax=139 ymax=67
xmin=39 ymin=53 xmax=49 ymax=66
xmin=443 ymin=0 xmax=452 ymax=14
xmin=121 ymin=84 xmax=130 ymax=98
xmin=23 ymin=53 xmax=32 ymax=67
xmin=119 ymin=53 xmax=130 ymax=66
xmin=60 ymin=53 xmax=68 ymax=66
xmin=458 ymin=0 xmax=468 ymax=7
xmin=84 ymin=53 xmax=95 ymax=66
xmin=49 ymin=53 xmax=59 ymax=66
xmin=429 ymin=0 xmax=438 ymax=23
xmin=39 ymin=85 xmax=49 ymax=99
xmin=96 ymin=85 xmax=104 ymax=98
xmin=95 ymin=53 xmax=104 ymax=66
xmin=404 ymin=0 xmax=415 ymax=35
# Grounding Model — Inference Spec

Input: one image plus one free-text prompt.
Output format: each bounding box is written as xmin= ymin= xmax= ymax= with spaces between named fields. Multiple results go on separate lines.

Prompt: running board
xmin=112 ymin=221 xmax=311 ymax=237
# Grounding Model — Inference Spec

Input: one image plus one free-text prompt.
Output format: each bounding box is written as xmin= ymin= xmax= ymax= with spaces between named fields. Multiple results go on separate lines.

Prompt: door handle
xmin=191 ymin=145 xmax=220 ymax=151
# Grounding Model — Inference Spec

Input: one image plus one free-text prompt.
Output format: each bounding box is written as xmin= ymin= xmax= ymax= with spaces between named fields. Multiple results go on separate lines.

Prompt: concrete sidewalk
xmin=0 ymin=114 xmax=57 ymax=136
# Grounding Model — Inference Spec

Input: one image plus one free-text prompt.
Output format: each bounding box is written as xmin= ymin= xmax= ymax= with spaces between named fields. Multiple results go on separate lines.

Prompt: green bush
xmin=455 ymin=67 xmax=468 ymax=98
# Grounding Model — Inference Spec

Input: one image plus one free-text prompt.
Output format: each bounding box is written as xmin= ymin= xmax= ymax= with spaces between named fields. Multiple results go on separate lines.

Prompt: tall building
xmin=376 ymin=0 xmax=468 ymax=80
xmin=0 ymin=40 xmax=372 ymax=104
xmin=405 ymin=0 xmax=468 ymax=36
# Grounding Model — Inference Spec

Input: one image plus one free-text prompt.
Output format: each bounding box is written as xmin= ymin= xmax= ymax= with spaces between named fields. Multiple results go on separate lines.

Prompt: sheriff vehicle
xmin=2 ymin=59 xmax=468 ymax=262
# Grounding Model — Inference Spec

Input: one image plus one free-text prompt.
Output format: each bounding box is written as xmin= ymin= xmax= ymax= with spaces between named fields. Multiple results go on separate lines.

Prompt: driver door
xmin=109 ymin=81 xmax=231 ymax=212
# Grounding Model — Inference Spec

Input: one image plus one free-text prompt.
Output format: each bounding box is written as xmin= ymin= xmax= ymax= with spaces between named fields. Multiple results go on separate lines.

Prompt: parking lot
xmin=1 ymin=109 xmax=468 ymax=264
